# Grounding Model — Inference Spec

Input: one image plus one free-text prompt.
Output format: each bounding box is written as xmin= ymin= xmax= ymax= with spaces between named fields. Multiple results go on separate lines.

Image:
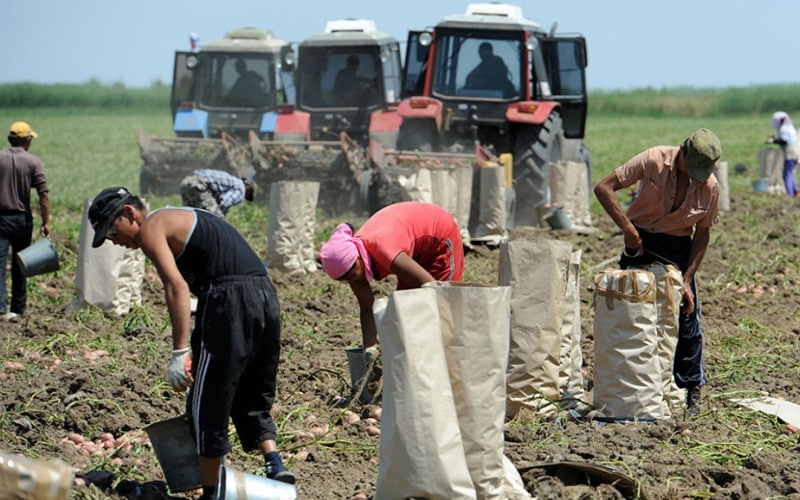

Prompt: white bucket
xmin=144 ymin=416 xmax=202 ymax=493
xmin=16 ymin=238 xmax=60 ymax=277
xmin=216 ymin=465 xmax=296 ymax=500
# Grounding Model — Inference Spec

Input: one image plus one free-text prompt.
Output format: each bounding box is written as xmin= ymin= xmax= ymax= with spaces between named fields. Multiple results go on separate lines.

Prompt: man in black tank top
xmin=88 ymin=186 xmax=295 ymax=497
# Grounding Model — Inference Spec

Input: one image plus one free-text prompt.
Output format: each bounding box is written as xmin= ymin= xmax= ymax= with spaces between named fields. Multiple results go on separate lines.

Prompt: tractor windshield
xmin=298 ymin=47 xmax=384 ymax=108
xmin=431 ymin=34 xmax=522 ymax=99
xmin=195 ymin=53 xmax=277 ymax=108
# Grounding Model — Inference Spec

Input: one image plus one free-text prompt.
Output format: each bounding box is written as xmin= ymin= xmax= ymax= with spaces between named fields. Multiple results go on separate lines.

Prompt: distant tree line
xmin=1 ymin=81 xmax=798 ymax=116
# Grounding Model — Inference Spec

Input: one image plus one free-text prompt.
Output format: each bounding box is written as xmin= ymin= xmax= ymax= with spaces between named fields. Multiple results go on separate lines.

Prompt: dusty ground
xmin=2 ymin=189 xmax=800 ymax=499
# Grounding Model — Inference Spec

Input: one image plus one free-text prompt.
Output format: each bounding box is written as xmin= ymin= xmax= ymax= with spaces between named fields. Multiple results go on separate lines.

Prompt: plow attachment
xmin=369 ymin=140 xmax=481 ymax=211
xmin=137 ymin=130 xmax=252 ymax=197
xmin=249 ymin=131 xmax=369 ymax=216
xmin=370 ymin=141 xmax=515 ymax=244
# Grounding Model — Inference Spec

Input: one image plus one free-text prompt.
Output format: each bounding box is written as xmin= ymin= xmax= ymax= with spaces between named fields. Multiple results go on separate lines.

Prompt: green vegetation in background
xmin=0 ymin=82 xmax=791 ymax=237
xmin=0 ymin=82 xmax=170 ymax=110
xmin=590 ymin=84 xmax=800 ymax=117
xmin=2 ymin=82 xmax=800 ymax=116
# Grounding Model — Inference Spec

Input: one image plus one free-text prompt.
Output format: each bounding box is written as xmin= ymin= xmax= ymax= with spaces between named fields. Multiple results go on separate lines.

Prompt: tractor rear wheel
xmin=513 ymin=111 xmax=563 ymax=227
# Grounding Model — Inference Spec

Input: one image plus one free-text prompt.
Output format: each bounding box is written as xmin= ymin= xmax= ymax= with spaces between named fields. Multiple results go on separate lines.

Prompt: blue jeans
xmin=0 ymin=212 xmax=33 ymax=315
xmin=783 ymin=158 xmax=798 ymax=196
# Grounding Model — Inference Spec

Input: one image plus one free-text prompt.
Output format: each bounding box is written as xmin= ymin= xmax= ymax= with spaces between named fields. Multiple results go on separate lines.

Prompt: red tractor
xmin=395 ymin=3 xmax=590 ymax=227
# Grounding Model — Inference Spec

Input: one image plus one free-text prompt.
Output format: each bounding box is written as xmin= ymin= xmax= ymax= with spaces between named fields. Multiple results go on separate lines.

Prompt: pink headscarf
xmin=319 ymin=223 xmax=374 ymax=282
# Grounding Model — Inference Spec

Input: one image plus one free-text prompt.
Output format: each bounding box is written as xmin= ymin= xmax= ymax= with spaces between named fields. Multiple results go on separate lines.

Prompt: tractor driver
xmin=228 ymin=59 xmax=267 ymax=106
xmin=333 ymin=55 xmax=364 ymax=105
xmin=464 ymin=42 xmax=515 ymax=97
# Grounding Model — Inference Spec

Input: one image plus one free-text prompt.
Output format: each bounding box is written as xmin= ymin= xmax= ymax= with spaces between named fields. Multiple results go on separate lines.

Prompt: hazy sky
xmin=2 ymin=0 xmax=797 ymax=91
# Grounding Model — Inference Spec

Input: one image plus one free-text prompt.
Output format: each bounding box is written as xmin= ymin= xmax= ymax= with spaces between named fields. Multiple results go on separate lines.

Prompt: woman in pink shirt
xmin=319 ymin=202 xmax=464 ymax=349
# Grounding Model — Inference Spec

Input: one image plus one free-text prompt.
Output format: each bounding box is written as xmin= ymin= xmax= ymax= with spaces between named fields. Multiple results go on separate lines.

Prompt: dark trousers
xmin=187 ymin=275 xmax=281 ymax=458
xmin=619 ymin=228 xmax=706 ymax=389
xmin=0 ymin=212 xmax=33 ymax=315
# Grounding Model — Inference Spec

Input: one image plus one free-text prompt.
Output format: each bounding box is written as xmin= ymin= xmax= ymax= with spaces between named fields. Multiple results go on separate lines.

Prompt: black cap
xmin=88 ymin=186 xmax=132 ymax=248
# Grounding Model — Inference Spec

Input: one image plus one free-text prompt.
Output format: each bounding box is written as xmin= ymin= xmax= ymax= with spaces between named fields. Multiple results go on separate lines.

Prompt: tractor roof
xmin=301 ymin=19 xmax=397 ymax=48
xmin=202 ymin=27 xmax=289 ymax=54
xmin=438 ymin=2 xmax=544 ymax=33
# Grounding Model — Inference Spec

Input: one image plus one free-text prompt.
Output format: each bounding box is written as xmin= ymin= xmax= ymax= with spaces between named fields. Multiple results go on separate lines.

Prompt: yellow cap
xmin=9 ymin=121 xmax=38 ymax=139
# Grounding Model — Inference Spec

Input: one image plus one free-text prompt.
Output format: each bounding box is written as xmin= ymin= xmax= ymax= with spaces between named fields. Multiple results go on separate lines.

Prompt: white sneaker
xmin=3 ymin=312 xmax=19 ymax=322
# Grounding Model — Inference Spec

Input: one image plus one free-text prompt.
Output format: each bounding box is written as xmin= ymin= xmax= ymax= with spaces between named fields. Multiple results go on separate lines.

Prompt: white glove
xmin=168 ymin=348 xmax=192 ymax=392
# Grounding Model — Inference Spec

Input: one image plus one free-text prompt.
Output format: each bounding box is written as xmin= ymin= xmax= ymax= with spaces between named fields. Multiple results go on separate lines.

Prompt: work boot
xmin=265 ymin=451 xmax=296 ymax=485
xmin=686 ymin=386 xmax=701 ymax=417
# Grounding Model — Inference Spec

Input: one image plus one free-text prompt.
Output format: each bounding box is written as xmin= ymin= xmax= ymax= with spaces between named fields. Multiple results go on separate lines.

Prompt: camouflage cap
xmin=683 ymin=128 xmax=721 ymax=181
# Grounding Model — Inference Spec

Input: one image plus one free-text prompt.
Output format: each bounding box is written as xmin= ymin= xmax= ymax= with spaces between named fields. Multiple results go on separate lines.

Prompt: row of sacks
xmin=502 ymin=238 xmax=688 ymax=421
xmin=367 ymin=238 xmax=685 ymax=498
xmin=65 ymin=182 xmax=319 ymax=314
xmin=66 ymin=158 xmax=593 ymax=314
xmin=68 ymin=186 xmax=685 ymax=423
xmin=371 ymin=241 xmax=690 ymax=497
xmin=391 ymin=158 xmax=594 ymax=246
xmin=69 ymin=188 xmax=684 ymax=423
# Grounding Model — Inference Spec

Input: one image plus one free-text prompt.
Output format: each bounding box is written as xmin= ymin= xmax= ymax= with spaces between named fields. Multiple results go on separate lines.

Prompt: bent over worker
xmin=319 ymin=201 xmax=464 ymax=351
xmin=88 ymin=186 xmax=294 ymax=498
xmin=180 ymin=169 xmax=254 ymax=218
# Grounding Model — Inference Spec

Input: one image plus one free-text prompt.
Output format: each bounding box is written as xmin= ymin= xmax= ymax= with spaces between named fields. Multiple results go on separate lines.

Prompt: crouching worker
xmin=180 ymin=169 xmax=255 ymax=218
xmin=319 ymin=201 xmax=464 ymax=357
xmin=88 ymin=187 xmax=294 ymax=498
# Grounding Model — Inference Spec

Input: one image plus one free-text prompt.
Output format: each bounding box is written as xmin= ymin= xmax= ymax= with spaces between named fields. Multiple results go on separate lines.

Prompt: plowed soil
xmin=2 ymin=190 xmax=799 ymax=499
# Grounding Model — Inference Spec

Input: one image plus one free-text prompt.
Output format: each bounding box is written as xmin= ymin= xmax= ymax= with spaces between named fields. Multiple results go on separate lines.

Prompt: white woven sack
xmin=592 ymin=268 xmax=663 ymax=420
xmin=375 ymin=287 xmax=476 ymax=500
xmin=265 ymin=181 xmax=319 ymax=275
xmin=473 ymin=166 xmax=507 ymax=244
xmin=72 ymin=198 xmax=144 ymax=316
xmin=500 ymin=239 xmax=573 ymax=417
xmin=759 ymin=147 xmax=784 ymax=195
xmin=644 ymin=262 xmax=684 ymax=416
xmin=549 ymin=160 xmax=592 ymax=228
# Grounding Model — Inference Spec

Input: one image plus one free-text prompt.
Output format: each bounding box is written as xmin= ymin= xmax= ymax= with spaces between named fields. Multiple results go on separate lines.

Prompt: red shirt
xmin=356 ymin=202 xmax=464 ymax=285
xmin=616 ymin=146 xmax=719 ymax=237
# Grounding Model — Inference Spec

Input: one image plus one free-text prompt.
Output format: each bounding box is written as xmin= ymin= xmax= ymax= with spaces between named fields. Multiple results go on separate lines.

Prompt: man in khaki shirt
xmin=594 ymin=128 xmax=722 ymax=417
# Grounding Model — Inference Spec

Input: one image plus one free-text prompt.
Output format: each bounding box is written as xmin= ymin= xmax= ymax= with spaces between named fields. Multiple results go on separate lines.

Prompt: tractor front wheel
xmin=512 ymin=111 xmax=563 ymax=227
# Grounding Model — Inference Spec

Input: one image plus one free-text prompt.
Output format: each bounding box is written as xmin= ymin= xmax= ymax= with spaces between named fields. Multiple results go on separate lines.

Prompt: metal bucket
xmin=144 ymin=416 xmax=202 ymax=493
xmin=345 ymin=348 xmax=373 ymax=404
xmin=545 ymin=206 xmax=572 ymax=230
xmin=15 ymin=238 xmax=60 ymax=277
xmin=0 ymin=449 xmax=73 ymax=500
xmin=216 ymin=465 xmax=296 ymax=500
xmin=752 ymin=179 xmax=770 ymax=193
